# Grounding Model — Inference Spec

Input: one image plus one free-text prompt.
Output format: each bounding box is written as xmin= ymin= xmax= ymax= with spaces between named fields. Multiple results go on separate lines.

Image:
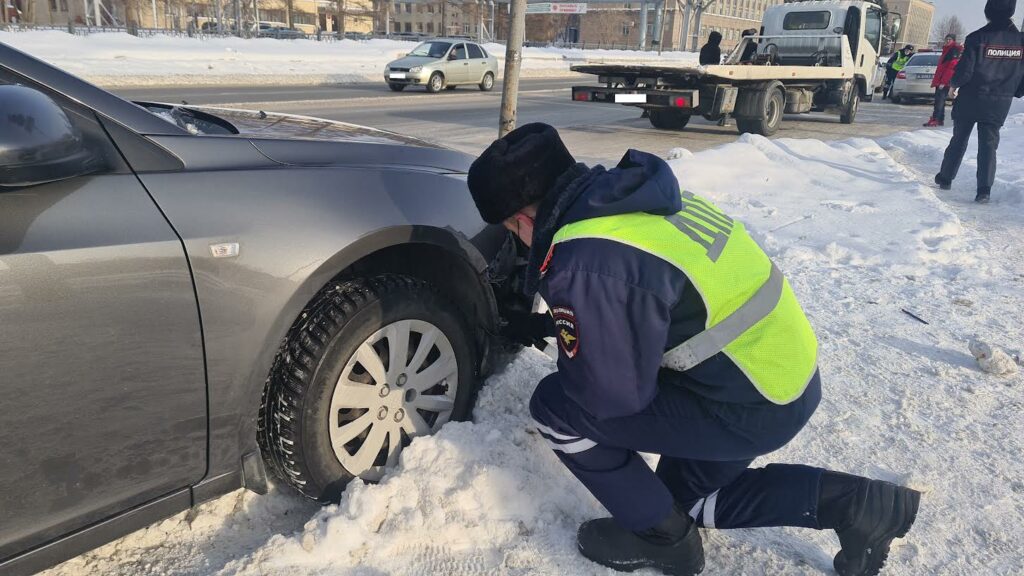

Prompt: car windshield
xmin=409 ymin=41 xmax=452 ymax=58
xmin=908 ymin=54 xmax=940 ymax=67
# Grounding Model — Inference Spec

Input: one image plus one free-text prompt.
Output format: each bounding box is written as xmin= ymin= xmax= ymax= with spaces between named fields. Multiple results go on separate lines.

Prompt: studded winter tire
xmin=258 ymin=274 xmax=478 ymax=501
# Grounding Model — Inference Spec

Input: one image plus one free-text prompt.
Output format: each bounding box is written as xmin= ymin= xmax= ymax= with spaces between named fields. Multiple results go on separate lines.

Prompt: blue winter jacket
xmin=528 ymin=150 xmax=770 ymax=421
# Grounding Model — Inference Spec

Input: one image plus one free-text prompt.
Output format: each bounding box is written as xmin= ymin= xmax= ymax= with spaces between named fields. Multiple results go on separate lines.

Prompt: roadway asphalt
xmin=113 ymin=78 xmax=936 ymax=164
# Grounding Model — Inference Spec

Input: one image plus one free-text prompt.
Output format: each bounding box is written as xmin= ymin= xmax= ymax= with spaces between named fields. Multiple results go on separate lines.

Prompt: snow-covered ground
xmin=0 ymin=30 xmax=698 ymax=87
xmin=42 ymin=116 xmax=1024 ymax=575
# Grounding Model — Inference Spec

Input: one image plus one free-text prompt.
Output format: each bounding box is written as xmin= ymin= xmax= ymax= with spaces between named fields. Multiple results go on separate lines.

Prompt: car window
xmin=783 ymin=11 xmax=831 ymax=30
xmin=907 ymin=54 xmax=940 ymax=67
xmin=452 ymin=44 xmax=468 ymax=60
xmin=865 ymin=8 xmax=882 ymax=53
xmin=468 ymin=43 xmax=485 ymax=59
xmin=409 ymin=41 xmax=452 ymax=58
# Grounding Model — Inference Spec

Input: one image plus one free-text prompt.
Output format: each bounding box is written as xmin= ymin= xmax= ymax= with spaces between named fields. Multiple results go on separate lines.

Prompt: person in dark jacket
xmin=935 ymin=0 xmax=1024 ymax=203
xmin=925 ymin=34 xmax=963 ymax=126
xmin=468 ymin=123 xmax=921 ymax=576
xmin=739 ymin=28 xmax=759 ymax=63
xmin=699 ymin=31 xmax=723 ymax=65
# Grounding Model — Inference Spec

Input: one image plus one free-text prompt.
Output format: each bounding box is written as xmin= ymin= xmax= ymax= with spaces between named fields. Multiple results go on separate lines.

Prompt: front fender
xmin=140 ymin=154 xmax=501 ymax=486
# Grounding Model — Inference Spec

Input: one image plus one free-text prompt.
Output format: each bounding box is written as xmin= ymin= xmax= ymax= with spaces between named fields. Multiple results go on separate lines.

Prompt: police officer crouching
xmin=935 ymin=0 xmax=1024 ymax=203
xmin=467 ymin=123 xmax=921 ymax=576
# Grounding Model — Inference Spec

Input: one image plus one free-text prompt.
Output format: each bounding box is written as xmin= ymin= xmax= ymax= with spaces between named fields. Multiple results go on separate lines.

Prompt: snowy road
xmin=112 ymin=81 xmax=934 ymax=163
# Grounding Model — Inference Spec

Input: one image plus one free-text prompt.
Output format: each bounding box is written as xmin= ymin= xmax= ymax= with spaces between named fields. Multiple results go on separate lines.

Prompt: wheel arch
xmin=238 ymin=224 xmax=500 ymax=467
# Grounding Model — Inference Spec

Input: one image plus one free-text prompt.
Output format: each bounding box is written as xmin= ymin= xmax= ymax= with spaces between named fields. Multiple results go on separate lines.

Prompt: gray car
xmin=385 ymin=39 xmax=499 ymax=93
xmin=0 ymin=41 xmax=525 ymax=575
xmin=890 ymin=52 xmax=940 ymax=103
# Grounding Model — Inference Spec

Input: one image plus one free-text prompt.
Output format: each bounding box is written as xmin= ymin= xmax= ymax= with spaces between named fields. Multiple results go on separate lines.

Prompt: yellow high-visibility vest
xmin=550 ymin=191 xmax=818 ymax=405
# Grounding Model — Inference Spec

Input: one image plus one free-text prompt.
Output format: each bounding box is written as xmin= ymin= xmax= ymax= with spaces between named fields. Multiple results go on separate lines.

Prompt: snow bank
xmin=0 ymin=30 xmax=697 ymax=87
xmin=42 ymin=124 xmax=1024 ymax=576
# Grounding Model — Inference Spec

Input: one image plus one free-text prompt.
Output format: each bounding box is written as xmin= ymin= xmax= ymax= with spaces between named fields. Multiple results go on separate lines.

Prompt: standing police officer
xmin=883 ymin=45 xmax=916 ymax=99
xmin=935 ymin=0 xmax=1024 ymax=203
xmin=468 ymin=123 xmax=921 ymax=576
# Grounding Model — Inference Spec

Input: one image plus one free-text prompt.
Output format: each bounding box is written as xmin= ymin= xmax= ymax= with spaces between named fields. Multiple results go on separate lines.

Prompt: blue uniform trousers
xmin=529 ymin=371 xmax=825 ymax=531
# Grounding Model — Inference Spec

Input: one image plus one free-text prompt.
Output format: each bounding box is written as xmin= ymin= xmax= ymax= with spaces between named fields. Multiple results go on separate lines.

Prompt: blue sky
xmin=929 ymin=0 xmax=1017 ymax=33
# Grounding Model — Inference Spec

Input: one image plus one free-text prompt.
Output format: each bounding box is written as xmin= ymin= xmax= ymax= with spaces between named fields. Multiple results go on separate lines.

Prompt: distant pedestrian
xmin=883 ymin=45 xmax=916 ymax=99
xmin=700 ymin=31 xmax=731 ymax=126
xmin=699 ymin=31 xmax=723 ymax=65
xmin=739 ymin=29 xmax=758 ymax=63
xmin=925 ymin=34 xmax=963 ymax=127
xmin=935 ymin=0 xmax=1024 ymax=203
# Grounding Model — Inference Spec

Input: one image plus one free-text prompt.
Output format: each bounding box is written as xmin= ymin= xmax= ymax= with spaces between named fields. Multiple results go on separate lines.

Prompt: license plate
xmin=615 ymin=93 xmax=647 ymax=104
xmin=916 ymin=74 xmax=932 ymax=79
xmin=389 ymin=73 xmax=406 ymax=79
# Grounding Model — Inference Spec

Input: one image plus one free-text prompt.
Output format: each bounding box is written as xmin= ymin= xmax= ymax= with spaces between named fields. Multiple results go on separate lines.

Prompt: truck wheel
xmin=737 ymin=85 xmax=784 ymax=137
xmin=649 ymin=109 xmax=691 ymax=130
xmin=258 ymin=274 xmax=478 ymax=501
xmin=841 ymin=91 xmax=860 ymax=124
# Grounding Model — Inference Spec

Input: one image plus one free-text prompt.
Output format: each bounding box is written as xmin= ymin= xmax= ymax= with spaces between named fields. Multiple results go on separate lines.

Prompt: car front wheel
xmin=426 ymin=72 xmax=445 ymax=93
xmin=259 ymin=274 xmax=477 ymax=501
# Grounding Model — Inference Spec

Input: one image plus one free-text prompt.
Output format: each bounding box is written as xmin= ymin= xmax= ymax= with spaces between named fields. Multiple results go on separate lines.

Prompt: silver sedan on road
xmin=385 ymin=39 xmax=498 ymax=93
xmin=890 ymin=52 xmax=941 ymax=103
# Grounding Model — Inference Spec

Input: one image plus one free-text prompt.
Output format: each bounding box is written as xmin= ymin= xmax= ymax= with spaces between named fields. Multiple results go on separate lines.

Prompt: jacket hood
xmin=562 ymin=149 xmax=683 ymax=225
xmin=707 ymin=31 xmax=723 ymax=46
xmin=523 ymin=150 xmax=682 ymax=293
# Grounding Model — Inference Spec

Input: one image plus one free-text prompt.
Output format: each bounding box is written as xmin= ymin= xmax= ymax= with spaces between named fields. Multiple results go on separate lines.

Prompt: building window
xmin=404 ymin=22 xmax=411 ymax=32
xmin=427 ymin=22 xmax=434 ymax=33
xmin=622 ymin=23 xmax=630 ymax=36
xmin=463 ymin=23 xmax=470 ymax=34
xmin=393 ymin=21 xmax=400 ymax=32
xmin=427 ymin=4 xmax=434 ymax=13
xmin=394 ymin=3 xmax=399 ymax=13
xmin=417 ymin=22 xmax=423 ymax=32
xmin=404 ymin=3 xmax=411 ymax=13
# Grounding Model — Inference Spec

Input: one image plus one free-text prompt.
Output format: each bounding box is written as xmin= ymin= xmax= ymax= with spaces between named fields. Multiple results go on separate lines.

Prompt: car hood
xmin=389 ymin=55 xmax=442 ymax=68
xmin=190 ymin=105 xmax=438 ymax=147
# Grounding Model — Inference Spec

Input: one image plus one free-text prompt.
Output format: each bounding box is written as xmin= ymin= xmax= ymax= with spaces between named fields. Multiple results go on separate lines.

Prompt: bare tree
xmin=933 ymin=14 xmax=965 ymax=42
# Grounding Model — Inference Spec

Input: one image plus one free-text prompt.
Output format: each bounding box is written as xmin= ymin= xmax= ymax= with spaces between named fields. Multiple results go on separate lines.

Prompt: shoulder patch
xmin=984 ymin=45 xmax=1023 ymax=60
xmin=551 ymin=306 xmax=580 ymax=359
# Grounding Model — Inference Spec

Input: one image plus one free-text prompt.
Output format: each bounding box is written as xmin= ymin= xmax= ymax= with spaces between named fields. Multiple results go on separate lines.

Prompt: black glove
xmin=500 ymin=310 xmax=554 ymax=348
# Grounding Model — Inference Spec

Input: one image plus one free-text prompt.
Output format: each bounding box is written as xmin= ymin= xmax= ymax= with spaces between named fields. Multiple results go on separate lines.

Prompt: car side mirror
xmin=448 ymin=53 xmax=457 ymax=61
xmin=889 ymin=13 xmax=903 ymax=42
xmin=0 ymin=85 xmax=98 ymax=188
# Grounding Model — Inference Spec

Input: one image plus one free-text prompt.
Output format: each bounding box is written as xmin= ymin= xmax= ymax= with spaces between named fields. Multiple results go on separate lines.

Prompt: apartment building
xmin=388 ymin=0 xmax=494 ymax=37
xmin=22 ymin=0 xmax=375 ymax=33
xmin=885 ymin=0 xmax=933 ymax=48
xmin=525 ymin=0 xmax=782 ymax=50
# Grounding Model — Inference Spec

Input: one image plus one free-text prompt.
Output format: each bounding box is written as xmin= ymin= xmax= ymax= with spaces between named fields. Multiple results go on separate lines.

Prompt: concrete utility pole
xmin=638 ymin=0 xmax=647 ymax=50
xmin=498 ymin=0 xmax=526 ymax=136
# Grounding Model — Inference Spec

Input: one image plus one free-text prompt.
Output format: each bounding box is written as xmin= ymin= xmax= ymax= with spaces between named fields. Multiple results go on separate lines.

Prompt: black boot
xmin=577 ymin=508 xmax=704 ymax=575
xmin=818 ymin=472 xmax=921 ymax=576
xmin=934 ymin=173 xmax=952 ymax=190
xmin=975 ymin=188 xmax=991 ymax=204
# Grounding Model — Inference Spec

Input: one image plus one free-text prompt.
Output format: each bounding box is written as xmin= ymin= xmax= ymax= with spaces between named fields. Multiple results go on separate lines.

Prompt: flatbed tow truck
xmin=570 ymin=0 xmax=902 ymax=136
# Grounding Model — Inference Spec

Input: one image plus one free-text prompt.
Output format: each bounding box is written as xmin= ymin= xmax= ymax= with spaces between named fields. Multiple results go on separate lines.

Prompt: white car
xmin=891 ymin=52 xmax=941 ymax=103
xmin=384 ymin=39 xmax=499 ymax=93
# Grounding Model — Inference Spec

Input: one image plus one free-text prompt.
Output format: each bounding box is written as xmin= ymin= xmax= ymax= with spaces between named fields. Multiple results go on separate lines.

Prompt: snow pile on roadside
xmin=0 ymin=30 xmax=696 ymax=87
xmin=43 ymin=125 xmax=1024 ymax=576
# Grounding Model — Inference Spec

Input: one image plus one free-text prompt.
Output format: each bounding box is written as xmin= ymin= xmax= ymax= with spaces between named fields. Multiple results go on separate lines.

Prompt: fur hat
xmin=467 ymin=123 xmax=576 ymax=224
xmin=985 ymin=0 xmax=1016 ymax=21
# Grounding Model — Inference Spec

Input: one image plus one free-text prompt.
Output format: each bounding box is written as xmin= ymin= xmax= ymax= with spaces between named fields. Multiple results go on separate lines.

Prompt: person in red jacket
xmin=925 ymin=34 xmax=963 ymax=127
